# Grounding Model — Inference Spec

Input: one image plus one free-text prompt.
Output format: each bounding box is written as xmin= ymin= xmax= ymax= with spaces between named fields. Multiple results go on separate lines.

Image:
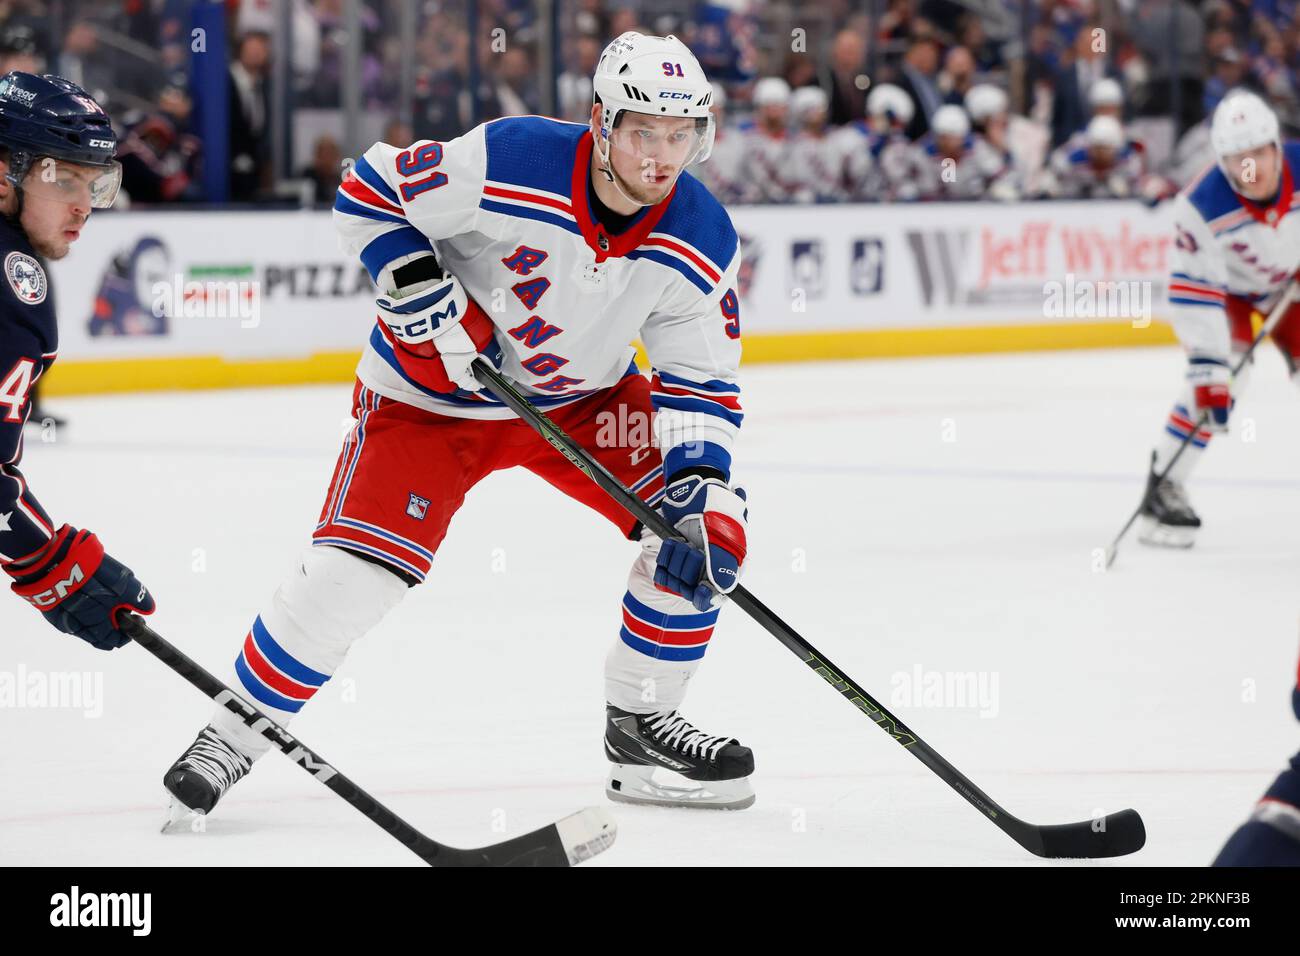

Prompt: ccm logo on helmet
xmin=659 ymin=91 xmax=692 ymax=100
xmin=88 ymin=138 xmax=113 ymax=148
xmin=22 ymin=564 xmax=86 ymax=608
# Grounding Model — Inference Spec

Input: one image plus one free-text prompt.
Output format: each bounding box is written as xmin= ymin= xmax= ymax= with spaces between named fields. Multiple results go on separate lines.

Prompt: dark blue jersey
xmin=0 ymin=213 xmax=58 ymax=563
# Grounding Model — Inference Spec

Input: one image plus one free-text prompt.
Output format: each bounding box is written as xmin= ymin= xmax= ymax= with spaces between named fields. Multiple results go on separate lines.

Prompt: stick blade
xmin=450 ymin=806 xmax=618 ymax=867
xmin=1029 ymin=808 xmax=1146 ymax=859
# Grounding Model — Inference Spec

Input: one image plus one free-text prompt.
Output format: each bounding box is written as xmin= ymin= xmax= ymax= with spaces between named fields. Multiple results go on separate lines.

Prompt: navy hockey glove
xmin=655 ymin=475 xmax=748 ymax=612
xmin=3 ymin=525 xmax=155 ymax=650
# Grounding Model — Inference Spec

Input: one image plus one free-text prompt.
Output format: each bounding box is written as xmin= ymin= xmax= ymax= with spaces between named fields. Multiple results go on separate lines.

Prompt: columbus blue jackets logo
xmin=406 ymin=493 xmax=430 ymax=520
xmin=4 ymin=251 xmax=47 ymax=305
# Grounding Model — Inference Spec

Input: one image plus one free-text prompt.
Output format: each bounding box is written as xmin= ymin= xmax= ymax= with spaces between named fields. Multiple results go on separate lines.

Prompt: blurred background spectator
xmin=3 ymin=0 xmax=1296 ymax=206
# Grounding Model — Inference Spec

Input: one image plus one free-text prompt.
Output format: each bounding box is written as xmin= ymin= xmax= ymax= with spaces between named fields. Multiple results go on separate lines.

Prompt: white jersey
xmin=911 ymin=134 xmax=994 ymax=201
xmin=1047 ymin=134 xmax=1148 ymax=199
xmin=334 ymin=116 xmax=744 ymax=476
xmin=785 ymin=127 xmax=856 ymax=203
xmin=836 ymin=122 xmax=911 ymax=201
xmin=1166 ymin=142 xmax=1300 ymax=361
xmin=735 ymin=121 xmax=794 ymax=203
xmin=877 ymin=137 xmax=932 ymax=201
xmin=688 ymin=126 xmax=746 ymax=206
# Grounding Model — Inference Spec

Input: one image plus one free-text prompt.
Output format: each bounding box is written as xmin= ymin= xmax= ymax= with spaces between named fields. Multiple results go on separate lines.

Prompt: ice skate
xmin=604 ymin=705 xmax=755 ymax=810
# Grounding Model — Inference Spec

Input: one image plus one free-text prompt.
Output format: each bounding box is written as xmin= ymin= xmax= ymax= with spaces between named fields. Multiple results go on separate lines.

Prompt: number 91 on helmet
xmin=591 ymin=32 xmax=716 ymax=205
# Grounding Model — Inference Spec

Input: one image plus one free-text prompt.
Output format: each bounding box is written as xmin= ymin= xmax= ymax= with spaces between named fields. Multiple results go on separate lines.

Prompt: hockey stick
xmin=474 ymin=360 xmax=1145 ymax=859
xmin=120 ymin=614 xmax=616 ymax=867
xmin=1104 ymin=270 xmax=1300 ymax=567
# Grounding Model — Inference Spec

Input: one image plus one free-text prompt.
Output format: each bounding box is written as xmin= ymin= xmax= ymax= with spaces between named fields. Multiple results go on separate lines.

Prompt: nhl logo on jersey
xmin=4 ymin=251 xmax=47 ymax=305
xmin=406 ymin=493 xmax=430 ymax=520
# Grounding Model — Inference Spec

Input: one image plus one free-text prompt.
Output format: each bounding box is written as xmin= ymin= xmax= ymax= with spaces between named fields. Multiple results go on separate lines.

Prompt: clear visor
xmin=605 ymin=114 xmax=716 ymax=181
xmin=22 ymin=157 xmax=123 ymax=209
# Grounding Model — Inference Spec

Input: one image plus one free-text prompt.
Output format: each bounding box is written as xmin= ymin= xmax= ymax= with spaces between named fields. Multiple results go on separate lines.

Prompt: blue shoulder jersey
xmin=0 ymin=214 xmax=58 ymax=563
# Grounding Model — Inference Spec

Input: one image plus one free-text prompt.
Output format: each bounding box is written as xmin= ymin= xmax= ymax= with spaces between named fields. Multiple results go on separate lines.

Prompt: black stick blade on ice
xmin=1011 ymin=808 xmax=1147 ymax=859
xmin=123 ymin=615 xmax=616 ymax=867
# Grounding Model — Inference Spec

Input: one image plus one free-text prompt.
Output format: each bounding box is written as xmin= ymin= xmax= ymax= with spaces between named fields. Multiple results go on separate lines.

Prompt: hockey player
xmin=1046 ymin=115 xmax=1147 ymax=199
xmin=0 ymin=72 xmax=154 ymax=650
xmin=786 ymin=86 xmax=855 ymax=203
xmin=163 ymin=32 xmax=756 ymax=816
xmin=963 ymin=84 xmax=1020 ymax=201
xmin=841 ymin=83 xmax=916 ymax=201
xmin=687 ymin=82 xmax=745 ymax=205
xmin=737 ymin=76 xmax=793 ymax=203
xmin=912 ymin=104 xmax=991 ymax=201
xmin=1138 ymin=89 xmax=1300 ymax=546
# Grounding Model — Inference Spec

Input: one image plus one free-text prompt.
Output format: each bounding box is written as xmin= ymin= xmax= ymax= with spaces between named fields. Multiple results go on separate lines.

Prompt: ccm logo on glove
xmin=3 ymin=526 xmax=154 ymax=650
xmin=655 ymin=475 xmax=748 ymax=612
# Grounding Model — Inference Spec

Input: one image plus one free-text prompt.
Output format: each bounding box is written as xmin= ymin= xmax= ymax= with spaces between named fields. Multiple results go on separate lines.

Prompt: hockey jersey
xmin=734 ymin=121 xmax=794 ymax=203
xmin=687 ymin=126 xmax=746 ymax=206
xmin=0 ymin=215 xmax=57 ymax=563
xmin=786 ymin=128 xmax=859 ymax=203
xmin=1167 ymin=142 xmax=1300 ymax=361
xmin=334 ymin=116 xmax=743 ymax=480
xmin=1048 ymin=135 xmax=1147 ymax=199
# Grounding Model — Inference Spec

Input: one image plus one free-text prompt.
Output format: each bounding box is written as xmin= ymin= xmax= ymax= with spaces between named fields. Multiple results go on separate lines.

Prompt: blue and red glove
xmin=1188 ymin=355 xmax=1233 ymax=431
xmin=655 ymin=475 xmax=748 ymax=612
xmin=374 ymin=272 xmax=503 ymax=394
xmin=3 ymin=525 xmax=154 ymax=650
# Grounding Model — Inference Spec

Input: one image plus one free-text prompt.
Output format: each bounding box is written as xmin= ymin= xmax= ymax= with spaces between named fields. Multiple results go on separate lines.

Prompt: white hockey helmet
xmin=866 ymin=82 xmax=914 ymax=125
xmin=753 ymin=76 xmax=792 ymax=108
xmin=931 ymin=104 xmax=970 ymax=139
xmin=1088 ymin=78 xmax=1123 ymax=109
xmin=790 ymin=84 xmax=829 ymax=121
xmin=964 ymin=83 xmax=1008 ymax=124
xmin=1211 ymin=89 xmax=1280 ymax=177
xmin=1085 ymin=114 xmax=1124 ymax=149
xmin=591 ymin=32 xmax=716 ymax=204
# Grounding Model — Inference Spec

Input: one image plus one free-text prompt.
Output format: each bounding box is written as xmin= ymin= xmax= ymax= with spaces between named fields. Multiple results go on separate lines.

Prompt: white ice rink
xmin=2 ymin=345 xmax=1299 ymax=867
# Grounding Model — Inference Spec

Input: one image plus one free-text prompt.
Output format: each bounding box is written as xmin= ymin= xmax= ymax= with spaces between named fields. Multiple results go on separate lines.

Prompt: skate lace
xmin=646 ymin=712 xmax=735 ymax=761
xmin=182 ymin=730 xmax=251 ymax=794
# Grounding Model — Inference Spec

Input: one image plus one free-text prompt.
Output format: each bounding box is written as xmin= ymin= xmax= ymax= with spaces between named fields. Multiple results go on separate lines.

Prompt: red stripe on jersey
xmin=482 ymin=184 xmax=573 ymax=214
xmin=1168 ymin=282 xmax=1225 ymax=301
xmin=642 ymin=236 xmax=721 ymax=282
xmin=650 ymin=375 xmax=742 ymax=410
xmin=340 ymin=173 xmax=404 ymax=216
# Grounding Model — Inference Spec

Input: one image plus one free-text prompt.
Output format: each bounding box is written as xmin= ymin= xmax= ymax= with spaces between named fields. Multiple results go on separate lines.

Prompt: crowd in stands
xmin=0 ymin=0 xmax=1297 ymax=205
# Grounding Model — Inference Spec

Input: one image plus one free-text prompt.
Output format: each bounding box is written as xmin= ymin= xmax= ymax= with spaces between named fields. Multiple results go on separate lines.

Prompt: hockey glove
xmin=3 ymin=525 xmax=155 ymax=650
xmin=655 ymin=475 xmax=748 ymax=612
xmin=1188 ymin=356 xmax=1232 ymax=431
xmin=375 ymin=271 xmax=503 ymax=394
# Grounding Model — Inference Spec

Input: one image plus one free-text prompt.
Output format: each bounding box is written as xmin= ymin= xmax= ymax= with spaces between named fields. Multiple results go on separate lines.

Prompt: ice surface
xmin=2 ymin=346 xmax=1298 ymax=866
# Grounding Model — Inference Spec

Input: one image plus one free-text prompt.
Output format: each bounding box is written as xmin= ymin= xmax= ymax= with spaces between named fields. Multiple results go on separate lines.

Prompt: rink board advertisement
xmin=43 ymin=201 xmax=1178 ymax=395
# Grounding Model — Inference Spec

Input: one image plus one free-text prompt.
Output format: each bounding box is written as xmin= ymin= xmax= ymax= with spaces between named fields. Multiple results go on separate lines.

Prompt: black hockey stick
xmin=1103 ymin=271 xmax=1300 ymax=567
xmin=120 ymin=614 xmax=616 ymax=866
xmin=474 ymin=360 xmax=1145 ymax=859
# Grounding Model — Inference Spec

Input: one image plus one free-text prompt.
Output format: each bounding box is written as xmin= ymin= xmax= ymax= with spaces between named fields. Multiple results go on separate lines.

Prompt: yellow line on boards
xmin=41 ymin=321 xmax=1176 ymax=397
